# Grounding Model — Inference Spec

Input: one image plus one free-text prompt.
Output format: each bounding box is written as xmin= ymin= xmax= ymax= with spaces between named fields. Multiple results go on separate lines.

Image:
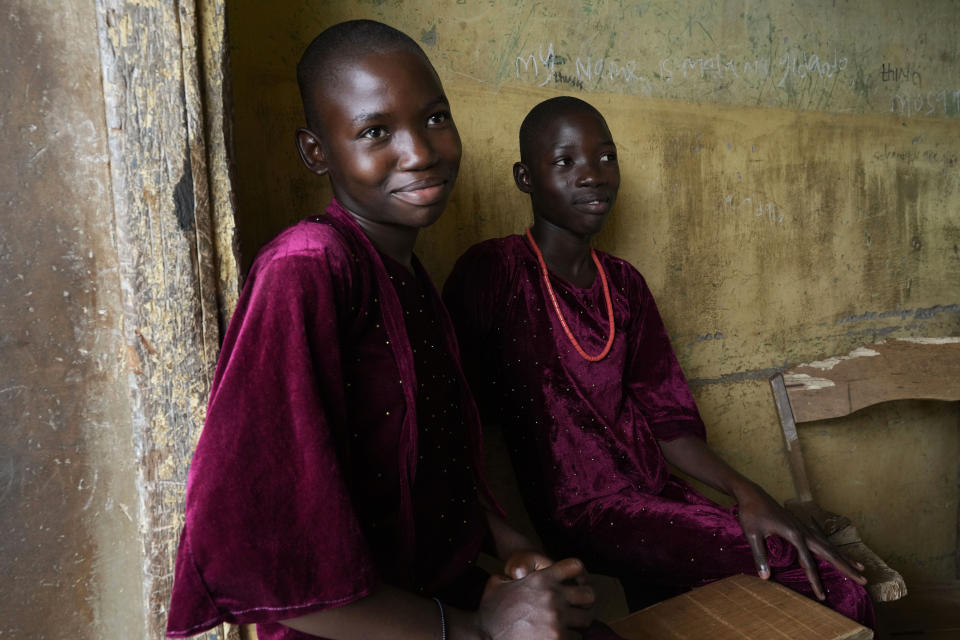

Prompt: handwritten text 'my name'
xmin=515 ymin=43 xmax=643 ymax=89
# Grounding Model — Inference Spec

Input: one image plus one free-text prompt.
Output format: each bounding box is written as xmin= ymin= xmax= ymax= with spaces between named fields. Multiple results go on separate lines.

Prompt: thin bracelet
xmin=432 ymin=597 xmax=447 ymax=640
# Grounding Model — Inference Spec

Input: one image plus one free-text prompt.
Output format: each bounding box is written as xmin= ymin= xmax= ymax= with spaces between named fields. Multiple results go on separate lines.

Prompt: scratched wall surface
xmin=228 ymin=0 xmax=960 ymax=583
xmin=0 ymin=3 xmax=147 ymax=638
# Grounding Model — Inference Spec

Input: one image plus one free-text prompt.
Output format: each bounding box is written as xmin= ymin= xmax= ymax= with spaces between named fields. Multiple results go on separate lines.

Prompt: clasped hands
xmin=477 ymin=550 xmax=595 ymax=640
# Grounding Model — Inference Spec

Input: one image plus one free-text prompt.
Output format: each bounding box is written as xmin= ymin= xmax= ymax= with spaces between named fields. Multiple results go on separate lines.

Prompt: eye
xmin=553 ymin=157 xmax=572 ymax=166
xmin=601 ymin=151 xmax=617 ymax=162
xmin=427 ymin=110 xmax=451 ymax=125
xmin=360 ymin=126 xmax=388 ymax=140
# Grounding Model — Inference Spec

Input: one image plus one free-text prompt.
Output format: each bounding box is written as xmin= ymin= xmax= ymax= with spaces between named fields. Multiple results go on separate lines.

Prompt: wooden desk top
xmin=608 ymin=574 xmax=872 ymax=640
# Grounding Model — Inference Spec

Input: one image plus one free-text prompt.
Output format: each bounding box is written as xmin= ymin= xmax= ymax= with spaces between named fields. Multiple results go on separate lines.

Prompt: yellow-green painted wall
xmin=228 ymin=0 xmax=960 ymax=583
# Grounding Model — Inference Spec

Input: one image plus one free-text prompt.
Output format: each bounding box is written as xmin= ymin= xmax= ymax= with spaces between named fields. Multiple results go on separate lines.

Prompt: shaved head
xmin=297 ymin=20 xmax=433 ymax=131
xmin=519 ymin=96 xmax=606 ymax=164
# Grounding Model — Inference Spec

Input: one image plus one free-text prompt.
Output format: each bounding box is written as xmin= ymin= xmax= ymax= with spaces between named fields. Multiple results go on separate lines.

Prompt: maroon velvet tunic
xmin=166 ymin=201 xmax=493 ymax=639
xmin=443 ymin=234 xmax=873 ymax=626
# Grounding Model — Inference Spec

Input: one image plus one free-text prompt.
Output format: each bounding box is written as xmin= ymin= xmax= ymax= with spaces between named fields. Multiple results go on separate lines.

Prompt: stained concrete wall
xmin=228 ymin=0 xmax=959 ymax=584
xmin=0 ymin=3 xmax=147 ymax=637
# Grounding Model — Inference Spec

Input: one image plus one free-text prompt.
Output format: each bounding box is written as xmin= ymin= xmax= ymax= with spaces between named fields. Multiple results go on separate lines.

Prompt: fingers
xmin=805 ymin=535 xmax=868 ymax=585
xmin=562 ymin=583 xmax=596 ymax=609
xmin=543 ymin=557 xmax=587 ymax=583
xmin=479 ymin=562 xmax=596 ymax=639
xmin=737 ymin=488 xmax=868 ymax=599
xmin=504 ymin=558 xmax=527 ymax=580
xmin=505 ymin=568 xmax=523 ymax=580
xmin=752 ymin=521 xmax=827 ymax=599
xmin=504 ymin=550 xmax=554 ymax=580
xmin=791 ymin=536 xmax=827 ymax=600
xmin=562 ymin=600 xmax=595 ymax=630
xmin=745 ymin=532 xmax=771 ymax=580
xmin=522 ymin=559 xmax=596 ymax=625
xmin=482 ymin=572 xmax=510 ymax=596
xmin=530 ymin=553 xmax=555 ymax=576
xmin=798 ymin=524 xmax=867 ymax=584
xmin=521 ymin=558 xmax=594 ymax=607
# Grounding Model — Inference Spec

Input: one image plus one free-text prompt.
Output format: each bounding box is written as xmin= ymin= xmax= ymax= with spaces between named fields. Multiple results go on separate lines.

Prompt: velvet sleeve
xmin=442 ymin=241 xmax=512 ymax=421
xmin=622 ymin=266 xmax=706 ymax=443
xmin=166 ymin=235 xmax=378 ymax=637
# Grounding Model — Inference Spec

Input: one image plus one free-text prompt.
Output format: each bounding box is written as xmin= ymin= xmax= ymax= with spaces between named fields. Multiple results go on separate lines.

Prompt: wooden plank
xmin=196 ymin=0 xmax=242 ymax=324
xmin=783 ymin=339 xmax=960 ymax=423
xmin=610 ymin=575 xmax=872 ymax=640
xmin=94 ymin=0 xmax=235 ymax=636
xmin=769 ymin=373 xmax=815 ymax=503
xmin=834 ymin=541 xmax=907 ymax=602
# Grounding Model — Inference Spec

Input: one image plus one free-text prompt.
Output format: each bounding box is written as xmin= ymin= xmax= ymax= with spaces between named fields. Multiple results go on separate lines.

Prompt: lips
xmin=573 ymin=192 xmax=612 ymax=214
xmin=391 ymin=178 xmax=449 ymax=206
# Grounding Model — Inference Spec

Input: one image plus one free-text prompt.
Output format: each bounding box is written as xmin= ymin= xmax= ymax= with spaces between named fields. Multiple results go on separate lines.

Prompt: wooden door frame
xmin=95 ymin=0 xmax=240 ymax=636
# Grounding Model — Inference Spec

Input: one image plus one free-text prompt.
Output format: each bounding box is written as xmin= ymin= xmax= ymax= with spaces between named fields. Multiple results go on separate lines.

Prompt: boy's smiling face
xmin=298 ymin=49 xmax=461 ymax=231
xmin=515 ymin=108 xmax=619 ymax=238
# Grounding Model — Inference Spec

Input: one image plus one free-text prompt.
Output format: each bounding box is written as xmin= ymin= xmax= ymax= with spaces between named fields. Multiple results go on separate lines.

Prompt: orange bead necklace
xmin=525 ymin=228 xmax=615 ymax=362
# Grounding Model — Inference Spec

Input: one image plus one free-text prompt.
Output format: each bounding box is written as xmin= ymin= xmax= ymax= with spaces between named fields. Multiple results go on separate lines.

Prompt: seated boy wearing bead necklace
xmin=442 ymin=96 xmax=874 ymax=627
xmin=165 ymin=23 xmax=612 ymax=640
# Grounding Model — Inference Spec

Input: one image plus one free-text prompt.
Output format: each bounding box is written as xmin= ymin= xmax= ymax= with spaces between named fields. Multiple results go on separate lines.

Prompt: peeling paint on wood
xmin=901 ymin=336 xmax=960 ymax=345
xmin=797 ymin=347 xmax=882 ymax=372
xmin=783 ymin=373 xmax=837 ymax=391
xmin=784 ymin=339 xmax=960 ymax=422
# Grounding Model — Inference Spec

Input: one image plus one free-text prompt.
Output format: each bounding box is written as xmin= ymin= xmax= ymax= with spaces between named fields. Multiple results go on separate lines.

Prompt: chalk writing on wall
xmin=721 ymin=194 xmax=783 ymax=224
xmin=513 ymin=40 xmax=957 ymax=119
xmin=872 ymin=145 xmax=959 ymax=167
xmin=889 ymin=89 xmax=960 ymax=117
xmin=774 ymin=49 xmax=848 ymax=87
xmin=515 ymin=43 xmax=648 ymax=91
xmin=658 ymin=54 xmax=771 ymax=83
xmin=513 ymin=42 xmax=860 ymax=118
xmin=657 ymin=49 xmax=849 ymax=87
xmin=516 ymin=43 xmax=848 ymax=93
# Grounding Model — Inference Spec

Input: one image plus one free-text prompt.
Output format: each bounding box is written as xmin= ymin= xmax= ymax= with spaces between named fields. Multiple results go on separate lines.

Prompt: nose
xmin=575 ymin=161 xmax=606 ymax=187
xmin=397 ymin=128 xmax=438 ymax=171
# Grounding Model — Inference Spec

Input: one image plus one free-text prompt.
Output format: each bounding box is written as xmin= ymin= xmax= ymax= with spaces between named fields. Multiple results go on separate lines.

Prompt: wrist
xmin=729 ymin=477 xmax=761 ymax=503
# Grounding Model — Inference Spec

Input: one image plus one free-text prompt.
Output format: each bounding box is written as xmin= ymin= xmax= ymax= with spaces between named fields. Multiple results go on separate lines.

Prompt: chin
xmin=580 ymin=218 xmax=609 ymax=236
xmin=406 ymin=204 xmax=448 ymax=229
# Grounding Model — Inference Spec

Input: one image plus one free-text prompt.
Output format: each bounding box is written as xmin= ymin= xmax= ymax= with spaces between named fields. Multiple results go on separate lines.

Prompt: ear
xmin=295 ymin=128 xmax=329 ymax=176
xmin=513 ymin=161 xmax=533 ymax=193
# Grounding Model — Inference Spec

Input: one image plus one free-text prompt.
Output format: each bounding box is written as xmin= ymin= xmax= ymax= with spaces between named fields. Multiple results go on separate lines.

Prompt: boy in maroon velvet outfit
xmin=443 ymin=96 xmax=874 ymax=626
xmin=165 ymin=23 xmax=606 ymax=640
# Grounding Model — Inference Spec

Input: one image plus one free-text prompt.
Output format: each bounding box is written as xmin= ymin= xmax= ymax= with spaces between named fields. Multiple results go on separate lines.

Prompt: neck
xmin=346 ymin=212 xmax=418 ymax=272
xmin=529 ymin=218 xmax=595 ymax=284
